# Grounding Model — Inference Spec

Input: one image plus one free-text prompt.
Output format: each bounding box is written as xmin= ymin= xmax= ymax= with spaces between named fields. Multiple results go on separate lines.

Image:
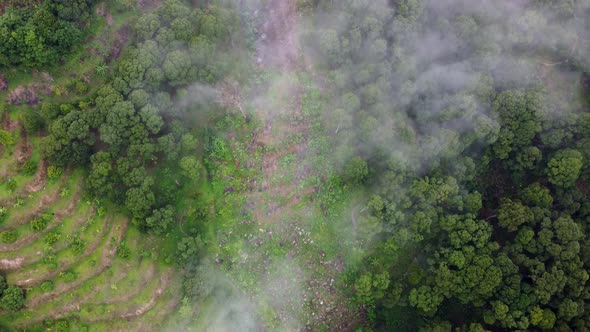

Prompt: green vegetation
xmin=1 ymin=0 xmax=590 ymax=331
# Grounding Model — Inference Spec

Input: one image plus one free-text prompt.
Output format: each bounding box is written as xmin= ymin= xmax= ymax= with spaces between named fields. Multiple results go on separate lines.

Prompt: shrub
xmin=5 ymin=178 xmax=17 ymax=192
xmin=70 ymin=237 xmax=86 ymax=255
xmin=75 ymin=81 xmax=89 ymax=95
xmin=117 ymin=241 xmax=131 ymax=259
xmin=22 ymin=110 xmax=45 ymax=134
xmin=21 ymin=159 xmax=38 ymax=176
xmin=44 ymin=231 xmax=61 ymax=247
xmin=47 ymin=166 xmax=63 ymax=179
xmin=60 ymin=187 xmax=70 ymax=198
xmin=0 ymin=275 xmax=6 ymax=294
xmin=43 ymin=253 xmax=57 ymax=269
xmin=31 ymin=214 xmax=52 ymax=232
xmin=0 ymin=231 xmax=17 ymax=244
xmin=53 ymin=320 xmax=70 ymax=332
xmin=0 ymin=286 xmax=24 ymax=312
xmin=40 ymin=280 xmax=54 ymax=293
xmin=0 ymin=207 xmax=8 ymax=224
xmin=61 ymin=271 xmax=77 ymax=283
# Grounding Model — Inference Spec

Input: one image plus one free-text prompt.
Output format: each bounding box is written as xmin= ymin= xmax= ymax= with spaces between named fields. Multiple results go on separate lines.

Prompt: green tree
xmin=0 ymin=286 xmax=24 ymax=311
xmin=343 ymin=156 xmax=369 ymax=184
xmin=163 ymin=50 xmax=193 ymax=86
xmin=497 ymin=199 xmax=533 ymax=232
xmin=409 ymin=286 xmax=444 ymax=315
xmin=547 ymin=149 xmax=583 ymax=188
xmin=179 ymin=156 xmax=202 ymax=180
xmin=144 ymin=205 xmax=175 ymax=235
xmin=492 ymin=90 xmax=542 ymax=159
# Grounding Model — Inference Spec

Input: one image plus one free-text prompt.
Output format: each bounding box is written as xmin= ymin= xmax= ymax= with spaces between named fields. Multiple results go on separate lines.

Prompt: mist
xmin=169 ymin=0 xmax=590 ymax=330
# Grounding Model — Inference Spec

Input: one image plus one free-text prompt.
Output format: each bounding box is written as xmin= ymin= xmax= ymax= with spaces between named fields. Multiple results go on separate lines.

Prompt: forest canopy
xmin=0 ymin=0 xmax=590 ymax=331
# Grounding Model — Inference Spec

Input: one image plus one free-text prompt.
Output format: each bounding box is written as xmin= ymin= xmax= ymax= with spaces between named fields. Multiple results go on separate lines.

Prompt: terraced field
xmin=0 ymin=118 xmax=181 ymax=330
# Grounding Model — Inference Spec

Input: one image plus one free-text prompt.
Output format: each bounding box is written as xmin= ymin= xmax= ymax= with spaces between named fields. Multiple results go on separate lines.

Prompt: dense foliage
xmin=306 ymin=0 xmax=590 ymax=330
xmin=0 ymin=276 xmax=24 ymax=312
xmin=2 ymin=0 xmax=590 ymax=330
xmin=41 ymin=0 xmax=239 ymax=232
xmin=0 ymin=0 xmax=95 ymax=68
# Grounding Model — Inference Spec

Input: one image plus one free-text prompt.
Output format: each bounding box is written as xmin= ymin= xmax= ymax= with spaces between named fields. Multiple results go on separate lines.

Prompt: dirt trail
xmin=12 ymin=123 xmax=31 ymax=166
xmin=0 ymin=257 xmax=24 ymax=270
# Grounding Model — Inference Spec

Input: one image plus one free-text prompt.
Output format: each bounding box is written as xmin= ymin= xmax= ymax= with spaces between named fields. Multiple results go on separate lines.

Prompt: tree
xmin=343 ymin=156 xmax=369 ymax=184
xmin=22 ymin=110 xmax=45 ymax=133
xmin=497 ymin=199 xmax=533 ymax=232
xmin=492 ymin=90 xmax=542 ymax=159
xmin=355 ymin=272 xmax=390 ymax=304
xmin=179 ymin=156 xmax=202 ymax=180
xmin=99 ymin=101 xmax=137 ymax=147
xmin=547 ymin=149 xmax=583 ymax=188
xmin=0 ymin=4 xmax=82 ymax=68
xmin=409 ymin=286 xmax=444 ymax=315
xmin=534 ymin=267 xmax=567 ymax=304
xmin=135 ymin=13 xmax=161 ymax=40
xmin=139 ymin=104 xmax=164 ymax=135
xmin=0 ymin=286 xmax=24 ymax=311
xmin=47 ymin=0 xmax=96 ymax=22
xmin=125 ymin=182 xmax=155 ymax=219
xmin=521 ymin=183 xmax=553 ymax=208
xmin=129 ymin=89 xmax=150 ymax=109
xmin=163 ymin=50 xmax=193 ymax=86
xmin=0 ymin=275 xmax=7 ymax=294
xmin=144 ymin=205 xmax=175 ymax=234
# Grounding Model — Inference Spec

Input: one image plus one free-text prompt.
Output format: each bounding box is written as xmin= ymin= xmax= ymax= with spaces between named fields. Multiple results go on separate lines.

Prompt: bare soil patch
xmin=5 ymin=83 xmax=51 ymax=106
xmin=106 ymin=28 xmax=129 ymax=63
xmin=96 ymin=3 xmax=114 ymax=26
xmin=257 ymin=0 xmax=300 ymax=70
xmin=0 ymin=257 xmax=24 ymax=270
xmin=137 ymin=0 xmax=162 ymax=11
xmin=1 ymin=111 xmax=20 ymax=131
xmin=0 ymin=73 xmax=7 ymax=92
